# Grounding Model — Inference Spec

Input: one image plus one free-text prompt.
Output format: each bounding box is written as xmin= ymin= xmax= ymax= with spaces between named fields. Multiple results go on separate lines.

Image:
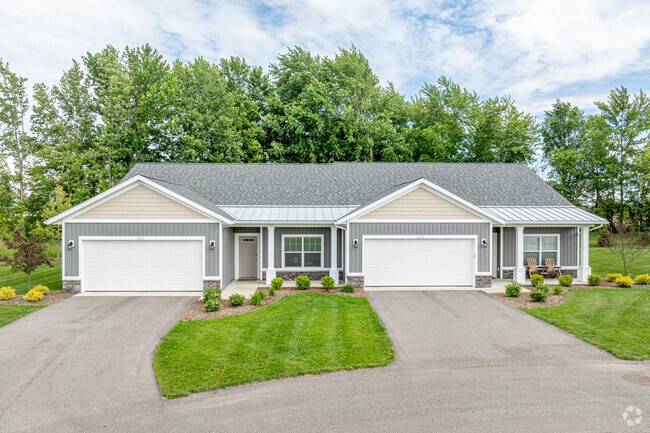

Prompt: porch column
xmin=514 ymin=226 xmax=526 ymax=283
xmin=330 ymin=226 xmax=339 ymax=282
xmin=578 ymin=226 xmax=592 ymax=281
xmin=266 ymin=226 xmax=276 ymax=284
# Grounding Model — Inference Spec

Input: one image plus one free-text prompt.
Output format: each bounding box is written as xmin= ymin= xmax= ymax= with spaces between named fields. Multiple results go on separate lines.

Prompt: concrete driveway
xmin=1 ymin=291 xmax=648 ymax=433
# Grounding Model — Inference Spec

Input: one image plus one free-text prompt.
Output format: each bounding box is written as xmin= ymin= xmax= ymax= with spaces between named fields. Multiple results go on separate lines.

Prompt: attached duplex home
xmin=46 ymin=162 xmax=607 ymax=292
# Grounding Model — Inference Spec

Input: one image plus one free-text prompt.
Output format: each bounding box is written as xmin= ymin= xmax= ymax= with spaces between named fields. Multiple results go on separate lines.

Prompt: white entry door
xmin=364 ymin=237 xmax=475 ymax=287
xmin=82 ymin=239 xmax=203 ymax=291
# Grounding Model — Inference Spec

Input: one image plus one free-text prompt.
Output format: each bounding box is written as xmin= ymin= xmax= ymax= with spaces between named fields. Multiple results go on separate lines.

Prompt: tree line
xmin=0 ymin=44 xmax=649 ymax=243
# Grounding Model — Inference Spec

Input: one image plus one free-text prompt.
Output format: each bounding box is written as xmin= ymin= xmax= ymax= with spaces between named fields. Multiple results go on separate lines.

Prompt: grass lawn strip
xmin=154 ymin=292 xmax=395 ymax=398
xmin=524 ymin=288 xmax=650 ymax=360
xmin=0 ymin=261 xmax=63 ymax=295
xmin=0 ymin=305 xmax=45 ymax=327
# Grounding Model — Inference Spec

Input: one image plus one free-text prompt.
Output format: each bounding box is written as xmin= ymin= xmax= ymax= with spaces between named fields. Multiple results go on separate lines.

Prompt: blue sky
xmin=2 ymin=0 xmax=650 ymax=117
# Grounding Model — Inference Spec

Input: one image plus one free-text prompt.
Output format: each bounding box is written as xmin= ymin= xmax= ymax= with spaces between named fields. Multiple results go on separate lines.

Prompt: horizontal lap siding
xmin=64 ymin=223 xmax=220 ymax=277
xmin=501 ymin=227 xmax=578 ymax=267
xmin=349 ymin=222 xmax=490 ymax=273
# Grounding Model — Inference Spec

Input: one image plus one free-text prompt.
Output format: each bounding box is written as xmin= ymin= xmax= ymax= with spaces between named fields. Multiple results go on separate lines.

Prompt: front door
xmin=238 ymin=236 xmax=258 ymax=279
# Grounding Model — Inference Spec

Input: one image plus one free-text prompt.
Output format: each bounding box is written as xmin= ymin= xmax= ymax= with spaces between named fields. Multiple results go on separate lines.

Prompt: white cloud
xmin=1 ymin=0 xmax=649 ymax=115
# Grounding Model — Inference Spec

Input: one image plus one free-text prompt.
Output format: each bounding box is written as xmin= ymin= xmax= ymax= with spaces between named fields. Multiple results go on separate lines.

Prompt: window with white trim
xmin=283 ymin=235 xmax=323 ymax=268
xmin=524 ymin=235 xmax=559 ymax=264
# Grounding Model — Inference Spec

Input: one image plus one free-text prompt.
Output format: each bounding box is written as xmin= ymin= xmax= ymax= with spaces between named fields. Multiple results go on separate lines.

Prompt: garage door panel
xmin=83 ymin=239 xmax=203 ymax=291
xmin=364 ymin=238 xmax=475 ymax=287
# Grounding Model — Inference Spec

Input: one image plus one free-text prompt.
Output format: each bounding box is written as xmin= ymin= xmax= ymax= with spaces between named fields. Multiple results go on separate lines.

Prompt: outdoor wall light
xmin=209 ymin=240 xmax=216 ymax=250
xmin=481 ymin=239 xmax=488 ymax=248
xmin=353 ymin=239 xmax=359 ymax=248
xmin=67 ymin=240 xmax=75 ymax=249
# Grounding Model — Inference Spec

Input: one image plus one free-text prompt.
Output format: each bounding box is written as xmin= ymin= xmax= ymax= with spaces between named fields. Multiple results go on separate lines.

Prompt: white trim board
xmin=280 ymin=234 xmax=325 ymax=269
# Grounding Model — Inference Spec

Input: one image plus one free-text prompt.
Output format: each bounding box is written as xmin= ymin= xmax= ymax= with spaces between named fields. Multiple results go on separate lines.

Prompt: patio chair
xmin=543 ymin=257 xmax=562 ymax=278
xmin=526 ymin=257 xmax=538 ymax=278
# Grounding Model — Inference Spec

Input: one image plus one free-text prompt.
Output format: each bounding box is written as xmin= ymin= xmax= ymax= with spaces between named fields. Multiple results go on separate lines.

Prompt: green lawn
xmin=154 ymin=293 xmax=395 ymax=398
xmin=589 ymin=231 xmax=650 ymax=277
xmin=0 ymin=261 xmax=62 ymax=295
xmin=0 ymin=305 xmax=45 ymax=327
xmin=525 ymin=288 xmax=650 ymax=360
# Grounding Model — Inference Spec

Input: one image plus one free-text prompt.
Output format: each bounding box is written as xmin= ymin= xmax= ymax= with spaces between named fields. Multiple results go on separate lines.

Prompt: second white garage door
xmin=82 ymin=239 xmax=204 ymax=291
xmin=364 ymin=237 xmax=475 ymax=287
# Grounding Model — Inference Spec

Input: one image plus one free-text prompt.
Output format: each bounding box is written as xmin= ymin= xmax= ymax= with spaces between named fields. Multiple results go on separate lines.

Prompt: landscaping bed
xmin=183 ymin=286 xmax=365 ymax=320
xmin=0 ymin=291 xmax=74 ymax=306
xmin=491 ymin=291 xmax=566 ymax=309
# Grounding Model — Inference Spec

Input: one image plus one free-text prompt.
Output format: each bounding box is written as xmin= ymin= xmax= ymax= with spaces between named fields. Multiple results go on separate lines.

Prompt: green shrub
xmin=505 ymin=282 xmax=521 ymax=297
xmin=228 ymin=293 xmax=246 ymax=306
xmin=271 ymin=277 xmax=284 ymax=291
xmin=0 ymin=286 xmax=16 ymax=300
xmin=269 ymin=286 xmax=275 ymax=296
xmin=32 ymin=284 xmax=50 ymax=294
xmin=606 ymin=273 xmax=623 ymax=282
xmin=204 ymin=298 xmax=221 ymax=312
xmin=22 ymin=289 xmax=43 ymax=302
xmin=558 ymin=275 xmax=573 ymax=287
xmin=250 ymin=291 xmax=265 ymax=306
xmin=634 ymin=274 xmax=650 ymax=285
xmin=341 ymin=284 xmax=355 ymax=293
xmin=529 ymin=284 xmax=549 ymax=302
xmin=587 ymin=274 xmax=602 ymax=286
xmin=295 ymin=276 xmax=311 ymax=290
xmin=321 ymin=276 xmax=335 ymax=290
xmin=202 ymin=287 xmax=221 ymax=303
xmin=530 ymin=274 xmax=545 ymax=287
xmin=553 ymin=285 xmax=563 ymax=295
xmin=615 ymin=276 xmax=633 ymax=288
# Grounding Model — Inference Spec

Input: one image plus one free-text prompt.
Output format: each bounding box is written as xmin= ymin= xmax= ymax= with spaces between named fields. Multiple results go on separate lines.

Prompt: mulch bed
xmin=0 ymin=291 xmax=74 ymax=306
xmin=183 ymin=287 xmax=365 ymax=321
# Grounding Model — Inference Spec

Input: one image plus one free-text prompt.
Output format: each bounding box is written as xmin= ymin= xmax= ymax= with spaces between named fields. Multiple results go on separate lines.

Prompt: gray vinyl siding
xmin=337 ymin=228 xmax=344 ymax=269
xmin=64 ymin=222 xmax=220 ymax=277
xmin=222 ymin=227 xmax=235 ymax=288
xmin=271 ymin=227 xmax=332 ymax=268
xmin=502 ymin=227 xmax=578 ymax=267
xmin=348 ymin=222 xmax=491 ymax=273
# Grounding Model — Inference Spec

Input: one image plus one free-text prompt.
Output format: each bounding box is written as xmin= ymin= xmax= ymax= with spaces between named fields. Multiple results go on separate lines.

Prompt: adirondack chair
xmin=526 ymin=257 xmax=538 ymax=278
xmin=543 ymin=257 xmax=561 ymax=277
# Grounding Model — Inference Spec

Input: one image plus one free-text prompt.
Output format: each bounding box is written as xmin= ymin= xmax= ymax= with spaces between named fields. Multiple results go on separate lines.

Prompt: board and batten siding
xmin=348 ymin=222 xmax=491 ymax=273
xmin=72 ymin=185 xmax=209 ymax=220
xmin=260 ymin=227 xmax=343 ymax=270
xmin=64 ymin=223 xmax=220 ymax=277
xmin=221 ymin=227 xmax=235 ymax=288
xmin=501 ymin=227 xmax=578 ymax=267
xmin=360 ymin=187 xmax=480 ymax=220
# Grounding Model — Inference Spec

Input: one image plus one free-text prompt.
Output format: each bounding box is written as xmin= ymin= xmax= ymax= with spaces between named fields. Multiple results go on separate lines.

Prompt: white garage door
xmin=364 ymin=238 xmax=475 ymax=287
xmin=82 ymin=239 xmax=203 ymax=291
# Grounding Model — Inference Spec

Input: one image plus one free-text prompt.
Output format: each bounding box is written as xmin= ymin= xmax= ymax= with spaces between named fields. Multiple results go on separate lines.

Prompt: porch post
xmin=514 ymin=226 xmax=526 ymax=283
xmin=330 ymin=226 xmax=339 ymax=282
xmin=578 ymin=226 xmax=591 ymax=281
xmin=266 ymin=226 xmax=276 ymax=284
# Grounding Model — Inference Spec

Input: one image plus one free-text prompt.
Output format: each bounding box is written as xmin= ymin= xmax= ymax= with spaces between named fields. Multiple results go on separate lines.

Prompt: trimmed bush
xmin=529 ymin=284 xmax=549 ymax=302
xmin=295 ymin=276 xmax=311 ymax=290
xmin=587 ymin=274 xmax=602 ymax=286
xmin=228 ymin=293 xmax=246 ymax=306
xmin=321 ymin=276 xmax=335 ymax=290
xmin=634 ymin=274 xmax=650 ymax=285
xmin=203 ymin=287 xmax=222 ymax=312
xmin=341 ymin=284 xmax=355 ymax=293
xmin=32 ymin=285 xmax=50 ymax=294
xmin=271 ymin=277 xmax=284 ymax=291
xmin=250 ymin=291 xmax=265 ymax=306
xmin=22 ymin=289 xmax=44 ymax=302
xmin=505 ymin=282 xmax=521 ymax=297
xmin=615 ymin=276 xmax=634 ymax=288
xmin=553 ymin=285 xmax=563 ymax=295
xmin=0 ymin=286 xmax=16 ymax=300
xmin=558 ymin=275 xmax=573 ymax=287
xmin=606 ymin=273 xmax=623 ymax=282
xmin=530 ymin=274 xmax=545 ymax=287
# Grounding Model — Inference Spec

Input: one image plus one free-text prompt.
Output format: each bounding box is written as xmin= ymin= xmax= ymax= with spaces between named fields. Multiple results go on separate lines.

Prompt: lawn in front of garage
xmin=0 ymin=261 xmax=63 ymax=295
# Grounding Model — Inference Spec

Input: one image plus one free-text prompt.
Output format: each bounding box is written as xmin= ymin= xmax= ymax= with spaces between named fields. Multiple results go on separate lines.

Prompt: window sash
xmin=283 ymin=235 xmax=323 ymax=268
xmin=523 ymin=235 xmax=559 ymax=265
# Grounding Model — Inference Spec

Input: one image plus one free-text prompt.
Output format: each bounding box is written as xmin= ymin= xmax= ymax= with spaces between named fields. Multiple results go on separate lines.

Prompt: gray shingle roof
xmin=123 ymin=162 xmax=572 ymax=208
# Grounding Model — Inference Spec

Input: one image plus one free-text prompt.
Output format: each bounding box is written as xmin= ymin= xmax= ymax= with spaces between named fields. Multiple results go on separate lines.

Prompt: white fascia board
xmin=336 ymin=178 xmax=505 ymax=225
xmin=46 ymin=175 xmax=232 ymax=225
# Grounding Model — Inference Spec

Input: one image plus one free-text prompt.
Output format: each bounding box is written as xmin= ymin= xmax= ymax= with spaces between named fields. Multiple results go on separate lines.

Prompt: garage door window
xmin=524 ymin=235 xmax=559 ymax=264
xmin=283 ymin=235 xmax=323 ymax=268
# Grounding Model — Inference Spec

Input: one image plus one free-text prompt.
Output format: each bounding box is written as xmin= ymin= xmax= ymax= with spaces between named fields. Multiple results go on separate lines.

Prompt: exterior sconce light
xmin=353 ymin=239 xmax=359 ymax=248
xmin=67 ymin=240 xmax=75 ymax=249
xmin=481 ymin=239 xmax=488 ymax=248
xmin=209 ymin=240 xmax=216 ymax=250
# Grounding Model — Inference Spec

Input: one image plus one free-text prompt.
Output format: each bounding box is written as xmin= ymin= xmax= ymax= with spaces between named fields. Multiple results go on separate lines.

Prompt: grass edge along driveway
xmin=0 ymin=305 xmax=46 ymax=328
xmin=524 ymin=288 xmax=650 ymax=360
xmin=154 ymin=293 xmax=395 ymax=398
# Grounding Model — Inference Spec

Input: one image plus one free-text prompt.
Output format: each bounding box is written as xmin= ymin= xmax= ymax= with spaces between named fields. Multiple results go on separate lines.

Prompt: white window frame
xmin=281 ymin=234 xmax=325 ymax=269
xmin=523 ymin=234 xmax=561 ymax=266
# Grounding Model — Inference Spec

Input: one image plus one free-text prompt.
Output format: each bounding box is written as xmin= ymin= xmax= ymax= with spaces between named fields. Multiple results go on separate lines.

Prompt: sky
xmin=1 ymin=0 xmax=650 ymax=117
